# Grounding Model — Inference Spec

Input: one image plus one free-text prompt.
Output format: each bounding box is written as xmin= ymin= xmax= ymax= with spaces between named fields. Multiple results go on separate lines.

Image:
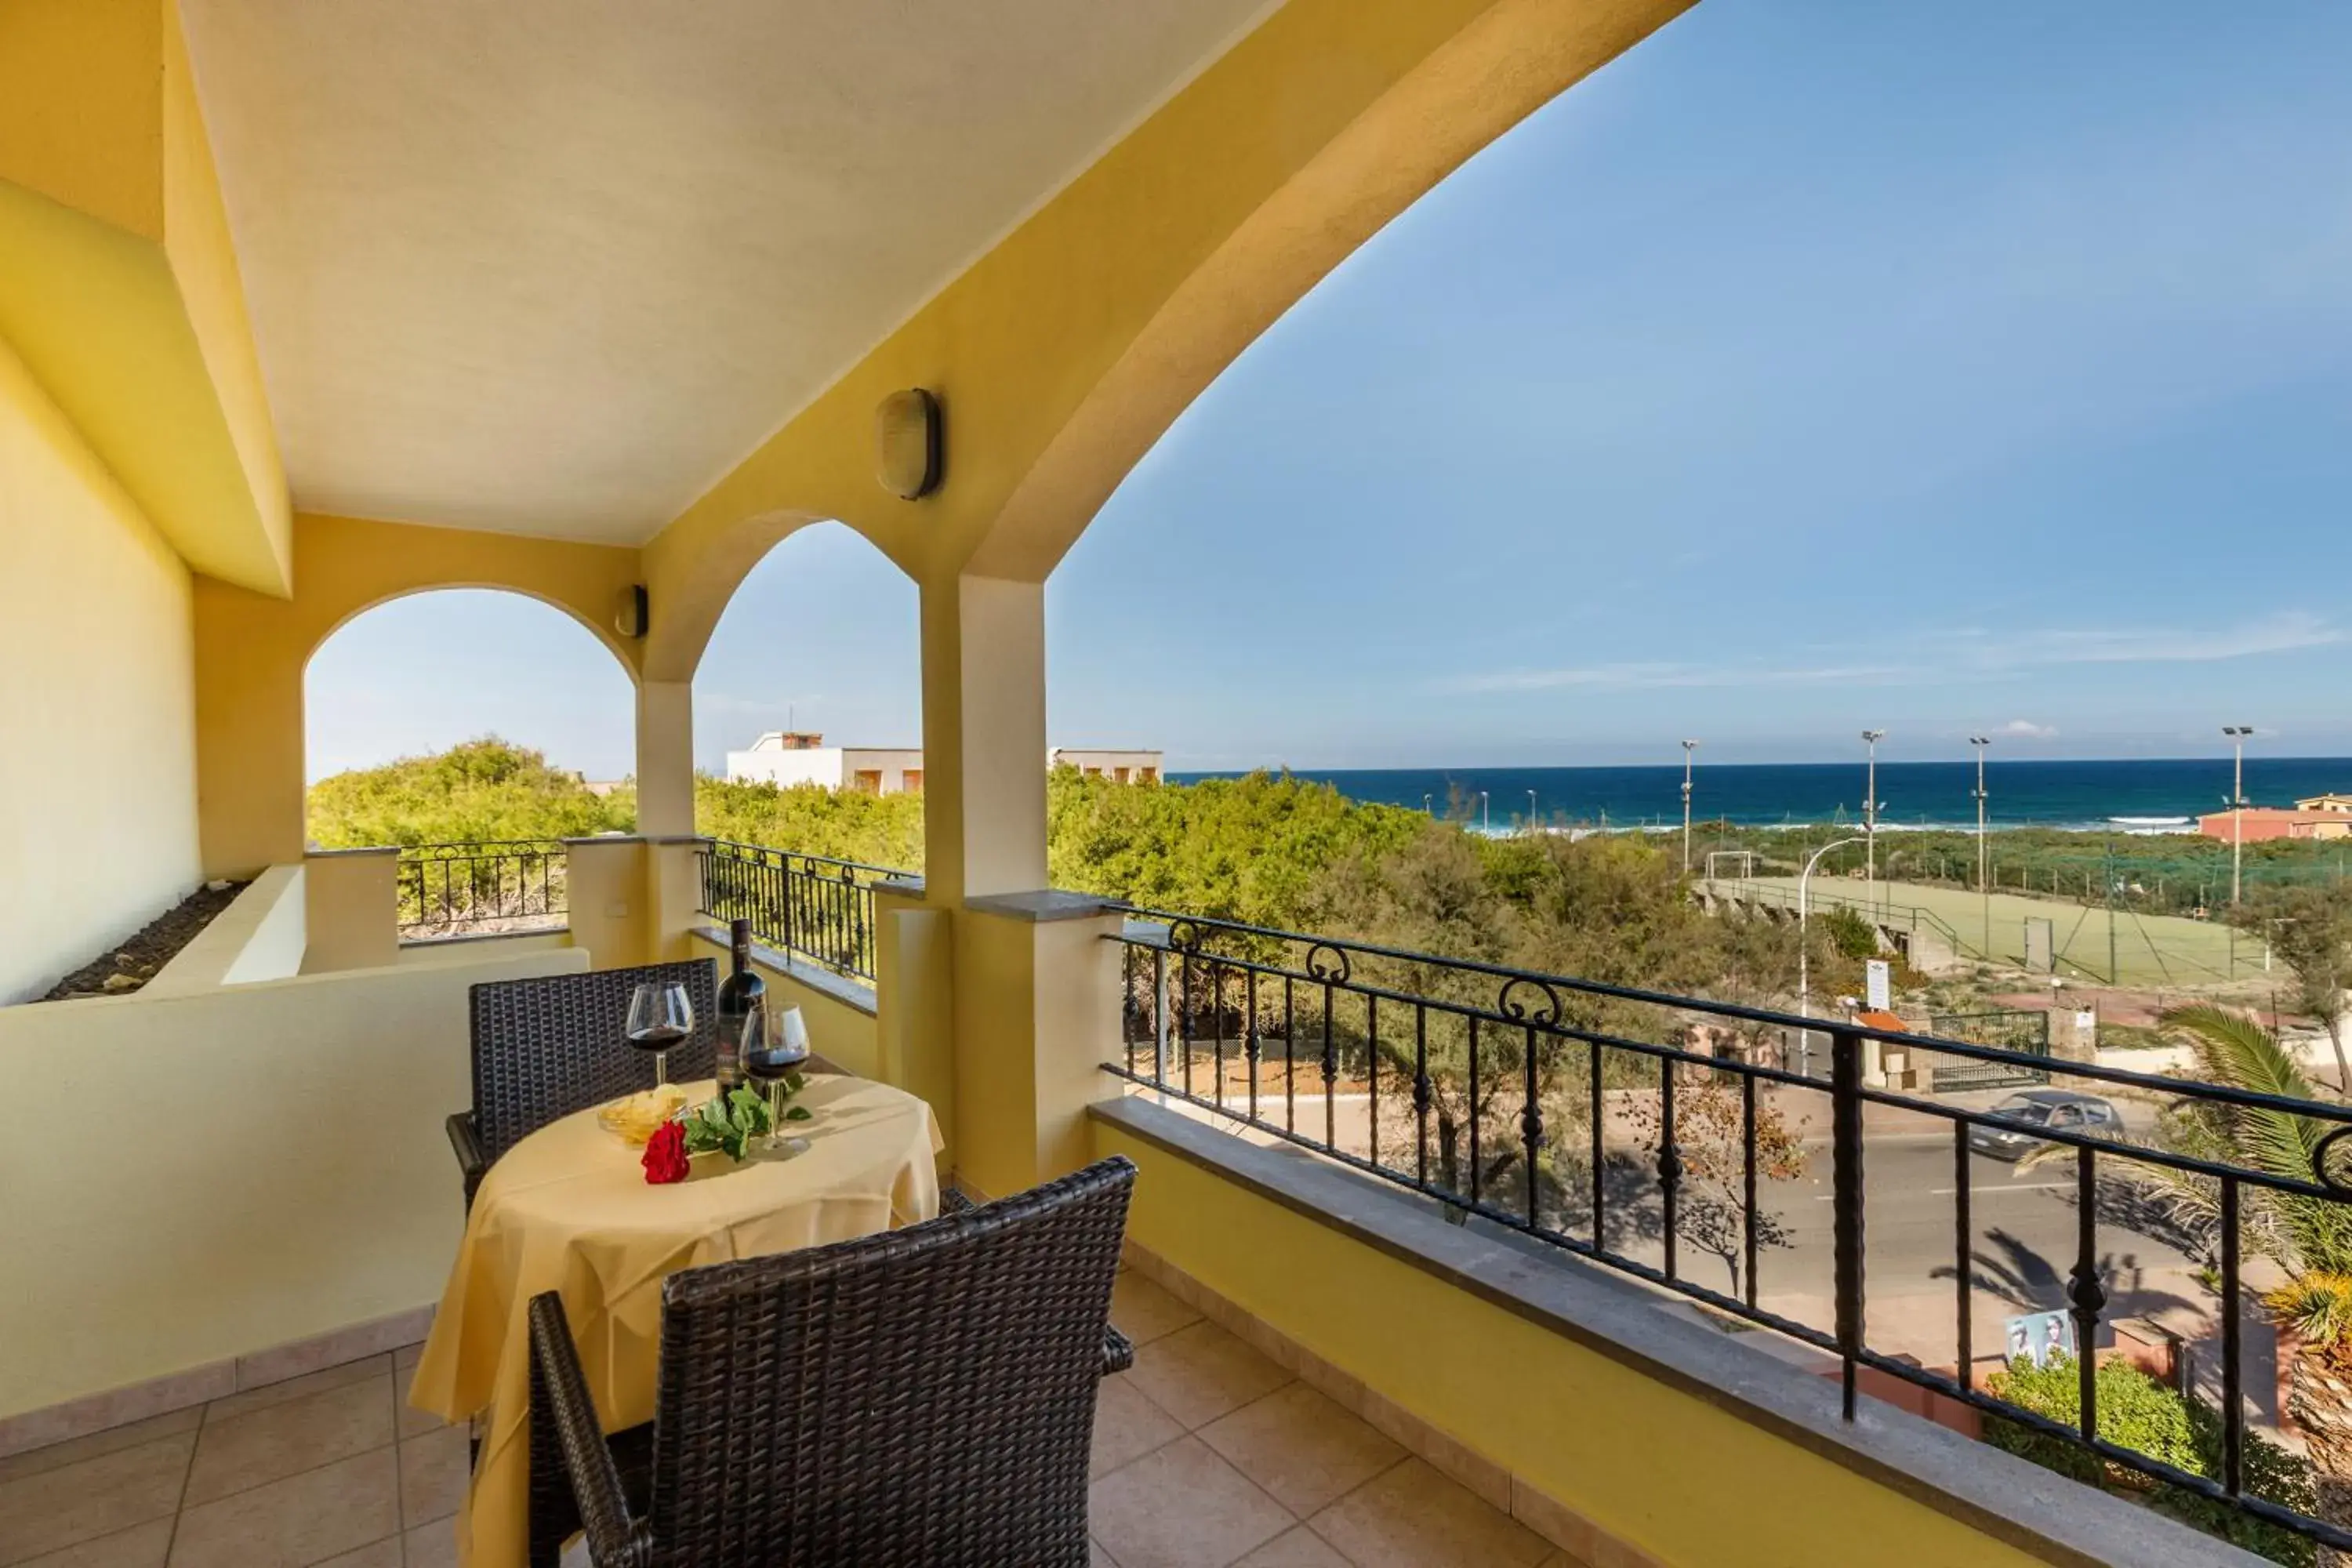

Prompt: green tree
xmin=306 ymin=738 xmax=631 ymax=847
xmin=2243 ymin=885 xmax=2352 ymax=1089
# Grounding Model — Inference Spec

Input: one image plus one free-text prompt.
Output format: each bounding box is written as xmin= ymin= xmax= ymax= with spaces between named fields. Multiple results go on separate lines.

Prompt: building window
xmin=853 ymin=770 xmax=883 ymax=795
xmin=1113 ymin=767 xmax=1131 ymax=783
xmin=902 ymin=768 xmax=923 ymax=793
xmin=1139 ymin=766 xmax=1159 ymax=782
xmin=1085 ymin=767 xmax=1103 ymax=779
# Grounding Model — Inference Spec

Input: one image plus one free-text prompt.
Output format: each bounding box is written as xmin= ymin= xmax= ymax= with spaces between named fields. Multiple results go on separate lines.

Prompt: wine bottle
xmin=713 ymin=918 xmax=764 ymax=1097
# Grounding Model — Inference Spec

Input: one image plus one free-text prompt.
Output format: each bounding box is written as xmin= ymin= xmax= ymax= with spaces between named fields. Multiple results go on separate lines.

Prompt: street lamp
xmin=1681 ymin=739 xmax=1698 ymax=875
xmin=2224 ymin=725 xmax=2255 ymax=906
xmin=1860 ymin=730 xmax=1886 ymax=904
xmin=1798 ymin=834 xmax=1868 ymax=1075
xmin=1480 ymin=790 xmax=1490 ymax=834
xmin=1969 ymin=735 xmax=1991 ymax=955
xmin=1526 ymin=788 xmax=1537 ymax=833
xmin=1423 ymin=793 xmax=1433 ymax=816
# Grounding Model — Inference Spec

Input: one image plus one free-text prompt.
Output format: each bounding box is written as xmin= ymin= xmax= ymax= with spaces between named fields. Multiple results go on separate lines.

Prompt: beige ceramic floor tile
xmin=1109 ymin=1273 xmax=1200 ymax=1348
xmin=0 ymin=1436 xmax=192 ymax=1566
xmin=1091 ymin=1375 xmax=1183 ymax=1476
xmin=394 ymin=1392 xmax=450 ymax=1443
xmin=0 ymin=1413 xmax=201 ymax=1488
xmin=9 ymin=1520 xmax=172 ymax=1568
xmin=1124 ymin=1323 xmax=1289 ymax=1431
xmin=201 ymin=1358 xmax=388 ymax=1428
xmin=1089 ymin=1436 xmax=1292 ymax=1568
xmin=1198 ymin=1385 xmax=1404 ymax=1516
xmin=1232 ymin=1528 xmax=1351 ymax=1568
xmin=165 ymin=1447 xmax=398 ymax=1568
xmin=183 ymin=1379 xmax=394 ymax=1506
xmin=1089 ymin=1539 xmax=1118 ymax=1568
xmin=402 ymin=1519 xmax=456 ymax=1568
xmin=396 ymin=1427 xmax=470 ymax=1528
xmin=310 ymin=1541 xmax=401 ymax=1568
xmin=1307 ymin=1460 xmax=1552 ymax=1568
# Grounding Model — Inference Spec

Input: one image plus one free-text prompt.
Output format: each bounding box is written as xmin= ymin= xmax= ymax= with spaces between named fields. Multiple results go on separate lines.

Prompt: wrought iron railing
xmin=397 ymin=840 xmax=568 ymax=938
xmin=1105 ymin=908 xmax=2352 ymax=1557
xmin=696 ymin=841 xmax=908 ymax=982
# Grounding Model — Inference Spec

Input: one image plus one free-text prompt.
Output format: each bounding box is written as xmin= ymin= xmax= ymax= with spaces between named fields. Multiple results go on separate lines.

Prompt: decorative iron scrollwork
xmin=1499 ymin=976 xmax=1562 ymax=1029
xmin=1166 ymin=919 xmax=1205 ymax=953
xmin=2314 ymin=1124 xmax=2352 ymax=1194
xmin=1304 ymin=942 xmax=1352 ymax=984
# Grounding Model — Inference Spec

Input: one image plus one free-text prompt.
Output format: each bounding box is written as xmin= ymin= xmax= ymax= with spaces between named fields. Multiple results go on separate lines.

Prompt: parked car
xmin=1965 ymin=1087 xmax=2122 ymax=1161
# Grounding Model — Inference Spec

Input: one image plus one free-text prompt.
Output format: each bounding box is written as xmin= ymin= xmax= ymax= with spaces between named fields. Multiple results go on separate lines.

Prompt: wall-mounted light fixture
xmin=614 ymin=584 xmax=649 ymax=639
xmin=874 ymin=388 xmax=943 ymax=499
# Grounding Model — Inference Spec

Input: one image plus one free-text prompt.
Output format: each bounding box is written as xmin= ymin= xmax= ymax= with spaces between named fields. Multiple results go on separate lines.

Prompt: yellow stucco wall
xmin=0 ymin=944 xmax=587 ymax=1422
xmin=0 ymin=0 xmax=289 ymax=598
xmin=1094 ymin=1120 xmax=2048 ymax=1568
xmin=193 ymin=513 xmax=643 ymax=877
xmin=0 ymin=335 xmax=201 ymax=1004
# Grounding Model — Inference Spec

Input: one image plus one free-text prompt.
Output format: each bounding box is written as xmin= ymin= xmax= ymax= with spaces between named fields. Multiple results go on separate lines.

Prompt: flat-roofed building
xmin=1048 ymin=748 xmax=1163 ymax=783
xmin=726 ymin=732 xmax=924 ymax=794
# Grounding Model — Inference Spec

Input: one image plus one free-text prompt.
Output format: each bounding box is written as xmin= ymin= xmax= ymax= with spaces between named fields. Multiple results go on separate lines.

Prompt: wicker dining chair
xmin=446 ymin=959 xmax=720 ymax=1209
xmin=527 ymin=1155 xmax=1138 ymax=1568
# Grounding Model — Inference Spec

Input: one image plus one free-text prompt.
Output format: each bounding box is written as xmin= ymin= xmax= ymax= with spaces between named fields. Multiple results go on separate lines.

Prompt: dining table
xmin=405 ymin=1073 xmax=943 ymax=1568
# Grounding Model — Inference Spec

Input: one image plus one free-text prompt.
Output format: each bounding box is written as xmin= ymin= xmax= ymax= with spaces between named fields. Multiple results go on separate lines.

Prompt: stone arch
xmin=641 ymin=506 xmax=866 ymax=687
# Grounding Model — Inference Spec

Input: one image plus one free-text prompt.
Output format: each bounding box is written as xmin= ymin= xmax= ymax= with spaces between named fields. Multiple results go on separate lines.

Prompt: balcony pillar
xmin=301 ymin=847 xmax=399 ymax=973
xmin=917 ymin=574 xmax=1047 ymax=906
xmin=874 ymin=879 xmax=955 ymax=1138
xmin=560 ymin=836 xmax=651 ymax=968
xmin=949 ymin=895 xmax=1125 ymax=1199
xmin=633 ymin=679 xmax=695 ymax=839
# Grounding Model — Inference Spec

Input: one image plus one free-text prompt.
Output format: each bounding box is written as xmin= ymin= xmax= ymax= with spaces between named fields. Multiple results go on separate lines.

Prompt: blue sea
xmin=1167 ymin=757 xmax=2352 ymax=834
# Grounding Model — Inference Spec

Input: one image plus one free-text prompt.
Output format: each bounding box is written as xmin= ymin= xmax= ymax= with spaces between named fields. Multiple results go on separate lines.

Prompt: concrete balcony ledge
xmin=1090 ymin=1093 xmax=2262 ymax=1568
xmin=963 ymin=889 xmax=1120 ymax=923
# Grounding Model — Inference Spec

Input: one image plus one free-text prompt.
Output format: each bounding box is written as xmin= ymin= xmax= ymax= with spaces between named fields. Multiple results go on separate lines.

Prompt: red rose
xmin=641 ymin=1120 xmax=690 ymax=1185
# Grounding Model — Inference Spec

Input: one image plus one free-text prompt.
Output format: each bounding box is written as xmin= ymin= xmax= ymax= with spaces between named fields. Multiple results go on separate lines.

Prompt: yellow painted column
xmin=916 ymin=574 xmax=1047 ymax=906
xmin=559 ymin=836 xmax=652 ymax=969
xmin=634 ymin=680 xmax=695 ymax=839
xmin=301 ymin=847 xmax=399 ymax=974
xmin=873 ymin=879 xmax=955 ymax=1140
xmin=949 ymin=896 xmax=1126 ymax=1199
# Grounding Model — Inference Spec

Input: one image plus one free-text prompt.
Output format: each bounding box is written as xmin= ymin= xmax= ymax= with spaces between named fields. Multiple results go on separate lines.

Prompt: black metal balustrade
xmin=397 ymin=840 xmax=568 ymax=938
xmin=1105 ymin=908 xmax=2352 ymax=1557
xmin=696 ymin=841 xmax=906 ymax=982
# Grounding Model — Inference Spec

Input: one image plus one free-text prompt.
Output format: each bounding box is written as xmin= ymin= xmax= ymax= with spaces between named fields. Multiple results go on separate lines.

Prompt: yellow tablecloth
xmin=405 ymin=1075 xmax=942 ymax=1568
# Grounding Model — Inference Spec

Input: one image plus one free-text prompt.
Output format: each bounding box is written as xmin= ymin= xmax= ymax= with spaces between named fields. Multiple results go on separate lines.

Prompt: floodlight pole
xmin=1861 ymin=731 xmax=1886 ymax=909
xmin=1971 ymin=735 xmax=1991 ymax=958
xmin=1682 ymin=740 xmax=1697 ymax=874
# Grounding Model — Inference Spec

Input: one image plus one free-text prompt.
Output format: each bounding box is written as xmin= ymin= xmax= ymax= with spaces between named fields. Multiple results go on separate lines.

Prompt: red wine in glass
xmin=625 ymin=982 xmax=694 ymax=1087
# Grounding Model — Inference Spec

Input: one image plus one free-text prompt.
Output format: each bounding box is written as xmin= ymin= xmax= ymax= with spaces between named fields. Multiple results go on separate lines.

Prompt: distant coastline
xmin=1167 ymin=757 xmax=2352 ymax=834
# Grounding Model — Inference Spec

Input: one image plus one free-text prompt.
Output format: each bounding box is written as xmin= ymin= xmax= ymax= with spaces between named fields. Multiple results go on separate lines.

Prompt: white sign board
xmin=1864 ymin=959 xmax=1891 ymax=1012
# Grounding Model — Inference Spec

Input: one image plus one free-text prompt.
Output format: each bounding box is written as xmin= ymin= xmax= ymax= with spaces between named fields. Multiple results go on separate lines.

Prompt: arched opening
xmin=304 ymin=587 xmax=637 ymax=936
xmin=691 ymin=522 xmax=923 ymax=972
xmin=1035 ymin=16 xmax=2352 ymax=1540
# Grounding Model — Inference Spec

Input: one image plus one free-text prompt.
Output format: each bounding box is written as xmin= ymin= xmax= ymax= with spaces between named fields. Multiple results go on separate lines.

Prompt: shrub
xmin=1987 ymin=1356 xmax=2316 ymax=1566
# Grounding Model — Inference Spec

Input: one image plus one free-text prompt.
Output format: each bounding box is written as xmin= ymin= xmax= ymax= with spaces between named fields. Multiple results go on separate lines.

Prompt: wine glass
xmin=625 ymin=982 xmax=694 ymax=1087
xmin=746 ymin=1006 xmax=811 ymax=1149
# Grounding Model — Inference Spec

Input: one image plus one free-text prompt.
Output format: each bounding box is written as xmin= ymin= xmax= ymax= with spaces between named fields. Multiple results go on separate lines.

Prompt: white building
xmin=725 ymin=733 xmax=1161 ymax=793
xmin=1048 ymin=748 xmax=1162 ymax=783
xmin=726 ymin=732 xmax=926 ymax=794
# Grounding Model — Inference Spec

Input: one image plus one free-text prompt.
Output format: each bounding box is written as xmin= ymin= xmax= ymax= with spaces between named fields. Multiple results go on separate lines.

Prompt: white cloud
xmin=1440 ymin=612 xmax=2344 ymax=698
xmin=2000 ymin=719 xmax=2059 ymax=739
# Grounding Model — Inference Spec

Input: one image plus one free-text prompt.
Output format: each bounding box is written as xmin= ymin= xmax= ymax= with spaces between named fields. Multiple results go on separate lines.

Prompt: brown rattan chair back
xmin=468 ymin=960 xmax=719 ymax=1168
xmin=641 ymin=1155 xmax=1135 ymax=1566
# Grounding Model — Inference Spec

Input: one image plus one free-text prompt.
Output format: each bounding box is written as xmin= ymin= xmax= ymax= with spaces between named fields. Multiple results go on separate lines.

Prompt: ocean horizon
xmin=1167 ymin=756 xmax=2352 ymax=834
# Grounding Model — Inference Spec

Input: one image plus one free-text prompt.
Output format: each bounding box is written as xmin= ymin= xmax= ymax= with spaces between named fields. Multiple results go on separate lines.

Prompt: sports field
xmin=1718 ymin=875 xmax=2269 ymax=989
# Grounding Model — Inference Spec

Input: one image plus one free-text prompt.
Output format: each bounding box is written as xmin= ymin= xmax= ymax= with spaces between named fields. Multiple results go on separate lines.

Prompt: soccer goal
xmin=1704 ymin=851 xmax=1756 ymax=882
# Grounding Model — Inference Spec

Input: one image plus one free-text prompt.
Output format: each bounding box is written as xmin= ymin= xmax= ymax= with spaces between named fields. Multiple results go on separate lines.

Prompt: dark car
xmin=1965 ymin=1088 xmax=2122 ymax=1160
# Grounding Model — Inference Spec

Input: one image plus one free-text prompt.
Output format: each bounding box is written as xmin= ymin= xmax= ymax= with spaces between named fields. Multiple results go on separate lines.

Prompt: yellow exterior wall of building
xmin=0 ymin=335 xmax=201 ymax=1005
xmin=0 ymin=0 xmax=289 ymax=598
xmin=1093 ymin=1120 xmax=2048 ymax=1568
xmin=0 ymin=945 xmax=587 ymax=1423
xmin=192 ymin=513 xmax=643 ymax=877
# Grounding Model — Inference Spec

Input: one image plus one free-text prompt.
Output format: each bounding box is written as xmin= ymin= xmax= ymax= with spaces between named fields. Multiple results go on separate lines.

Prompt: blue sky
xmin=307 ymin=1 xmax=2352 ymax=782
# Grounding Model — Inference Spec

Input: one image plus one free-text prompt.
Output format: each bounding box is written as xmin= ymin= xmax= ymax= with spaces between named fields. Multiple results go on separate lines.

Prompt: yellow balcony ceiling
xmin=178 ymin=0 xmax=1278 ymax=544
